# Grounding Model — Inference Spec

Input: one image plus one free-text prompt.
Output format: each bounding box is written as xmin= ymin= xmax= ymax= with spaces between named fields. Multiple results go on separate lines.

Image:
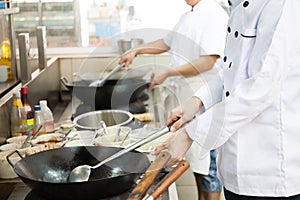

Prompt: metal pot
xmin=117 ymin=38 xmax=144 ymax=54
xmin=7 ymin=146 xmax=150 ymax=200
xmin=118 ymin=39 xmax=132 ymax=54
xmin=73 ymin=109 xmax=133 ymax=130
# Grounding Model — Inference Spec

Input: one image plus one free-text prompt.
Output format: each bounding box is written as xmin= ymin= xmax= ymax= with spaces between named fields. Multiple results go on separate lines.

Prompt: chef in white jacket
xmin=156 ymin=0 xmax=300 ymax=199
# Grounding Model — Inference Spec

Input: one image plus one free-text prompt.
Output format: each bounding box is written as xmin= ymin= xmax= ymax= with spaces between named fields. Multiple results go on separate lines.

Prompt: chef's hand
xmin=154 ymin=128 xmax=193 ymax=167
xmin=166 ymin=96 xmax=203 ymax=132
xmin=119 ymin=50 xmax=137 ymax=69
xmin=148 ymin=69 xmax=170 ymax=90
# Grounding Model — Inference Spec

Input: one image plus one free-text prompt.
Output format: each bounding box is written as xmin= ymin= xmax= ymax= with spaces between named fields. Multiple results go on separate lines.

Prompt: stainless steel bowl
xmin=73 ymin=110 xmax=133 ymax=130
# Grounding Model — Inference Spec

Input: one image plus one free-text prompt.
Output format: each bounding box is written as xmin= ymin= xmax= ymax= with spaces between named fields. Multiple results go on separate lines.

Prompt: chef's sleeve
xmin=199 ymin=12 xmax=228 ymax=57
xmin=186 ymin=0 xmax=300 ymax=150
xmin=194 ymin=60 xmax=224 ymax=111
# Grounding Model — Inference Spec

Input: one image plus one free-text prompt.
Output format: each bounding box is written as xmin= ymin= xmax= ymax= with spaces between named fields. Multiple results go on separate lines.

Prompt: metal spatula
xmin=89 ymin=63 xmax=125 ymax=87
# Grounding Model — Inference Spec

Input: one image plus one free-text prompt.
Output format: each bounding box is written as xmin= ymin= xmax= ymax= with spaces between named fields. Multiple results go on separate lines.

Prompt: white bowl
xmin=64 ymin=140 xmax=88 ymax=147
xmin=94 ymin=126 xmax=131 ymax=147
xmin=0 ymin=143 xmax=21 ymax=152
xmin=6 ymin=136 xmax=27 ymax=144
xmin=76 ymin=130 xmax=96 ymax=146
xmin=30 ymin=133 xmax=65 ymax=145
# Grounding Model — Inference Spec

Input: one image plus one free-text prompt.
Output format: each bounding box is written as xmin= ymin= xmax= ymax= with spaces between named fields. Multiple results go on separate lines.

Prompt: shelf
xmin=0 ymin=7 xmax=19 ymax=15
xmin=0 ymin=80 xmax=21 ymax=99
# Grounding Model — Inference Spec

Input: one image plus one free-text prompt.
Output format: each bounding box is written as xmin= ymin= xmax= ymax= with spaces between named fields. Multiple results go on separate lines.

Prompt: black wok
xmin=61 ymin=77 xmax=149 ymax=111
xmin=7 ymin=146 xmax=150 ymax=200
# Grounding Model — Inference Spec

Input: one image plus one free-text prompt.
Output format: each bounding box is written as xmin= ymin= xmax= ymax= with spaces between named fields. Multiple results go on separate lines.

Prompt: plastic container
xmin=34 ymin=105 xmax=45 ymax=135
xmin=0 ymin=104 xmax=10 ymax=141
xmin=39 ymin=100 xmax=54 ymax=134
xmin=21 ymin=87 xmax=34 ymax=135
xmin=10 ymin=92 xmax=28 ymax=136
xmin=0 ymin=65 xmax=7 ymax=82
xmin=0 ymin=38 xmax=12 ymax=80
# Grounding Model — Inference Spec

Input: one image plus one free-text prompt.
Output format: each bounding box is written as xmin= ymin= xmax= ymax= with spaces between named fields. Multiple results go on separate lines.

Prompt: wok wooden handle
xmin=147 ymin=160 xmax=190 ymax=200
xmin=128 ymin=151 xmax=171 ymax=200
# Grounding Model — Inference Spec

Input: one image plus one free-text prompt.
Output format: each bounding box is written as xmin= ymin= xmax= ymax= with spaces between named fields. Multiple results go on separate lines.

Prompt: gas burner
xmin=24 ymin=189 xmax=130 ymax=200
xmin=24 ymin=172 xmax=168 ymax=200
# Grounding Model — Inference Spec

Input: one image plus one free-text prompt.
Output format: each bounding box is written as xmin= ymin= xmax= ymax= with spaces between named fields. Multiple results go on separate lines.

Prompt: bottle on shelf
xmin=34 ymin=105 xmax=45 ymax=135
xmin=21 ymin=86 xmax=34 ymax=135
xmin=10 ymin=91 xmax=28 ymax=136
xmin=0 ymin=37 xmax=13 ymax=80
xmin=0 ymin=1 xmax=5 ymax=9
xmin=39 ymin=100 xmax=54 ymax=134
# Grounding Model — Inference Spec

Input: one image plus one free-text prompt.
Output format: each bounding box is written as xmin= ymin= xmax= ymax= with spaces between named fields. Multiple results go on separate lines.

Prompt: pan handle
xmin=60 ymin=76 xmax=71 ymax=87
xmin=143 ymin=160 xmax=190 ymax=200
xmin=6 ymin=150 xmax=24 ymax=168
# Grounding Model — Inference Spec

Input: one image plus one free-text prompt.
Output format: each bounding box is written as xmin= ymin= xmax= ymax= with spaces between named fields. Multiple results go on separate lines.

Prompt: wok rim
xmin=73 ymin=109 xmax=133 ymax=130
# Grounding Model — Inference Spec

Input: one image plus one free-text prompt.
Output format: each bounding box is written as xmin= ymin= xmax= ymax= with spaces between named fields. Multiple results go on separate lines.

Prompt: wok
xmin=7 ymin=146 xmax=150 ymax=200
xmin=61 ymin=76 xmax=149 ymax=111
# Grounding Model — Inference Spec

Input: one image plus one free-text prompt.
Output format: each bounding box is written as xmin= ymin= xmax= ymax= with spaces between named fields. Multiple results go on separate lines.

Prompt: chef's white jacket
xmin=186 ymin=0 xmax=300 ymax=196
xmin=162 ymin=0 xmax=228 ymax=175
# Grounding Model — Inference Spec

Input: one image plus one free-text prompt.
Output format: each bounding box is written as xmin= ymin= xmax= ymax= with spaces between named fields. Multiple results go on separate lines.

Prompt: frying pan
xmin=6 ymin=146 xmax=150 ymax=200
xmin=61 ymin=76 xmax=149 ymax=111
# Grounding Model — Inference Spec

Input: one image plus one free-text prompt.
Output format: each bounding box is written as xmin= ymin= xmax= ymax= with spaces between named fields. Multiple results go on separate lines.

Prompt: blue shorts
xmin=194 ymin=149 xmax=222 ymax=193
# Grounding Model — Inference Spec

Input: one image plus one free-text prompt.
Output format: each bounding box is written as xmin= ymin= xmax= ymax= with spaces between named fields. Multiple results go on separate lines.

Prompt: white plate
xmin=31 ymin=133 xmax=65 ymax=145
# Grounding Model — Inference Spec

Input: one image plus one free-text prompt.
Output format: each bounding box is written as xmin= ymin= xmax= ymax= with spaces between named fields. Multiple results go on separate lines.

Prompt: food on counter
xmin=133 ymin=113 xmax=153 ymax=122
xmin=59 ymin=121 xmax=75 ymax=134
xmin=30 ymin=133 xmax=65 ymax=145
xmin=25 ymin=142 xmax=62 ymax=156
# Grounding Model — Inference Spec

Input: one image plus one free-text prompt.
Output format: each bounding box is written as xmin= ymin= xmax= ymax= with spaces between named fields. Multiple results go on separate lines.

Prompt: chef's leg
xmin=194 ymin=150 xmax=222 ymax=200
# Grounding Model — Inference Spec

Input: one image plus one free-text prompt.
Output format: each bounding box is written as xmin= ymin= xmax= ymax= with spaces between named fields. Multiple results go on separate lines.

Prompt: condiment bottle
xmin=10 ymin=92 xmax=28 ymax=136
xmin=34 ymin=105 xmax=45 ymax=136
xmin=0 ymin=38 xmax=13 ymax=80
xmin=21 ymin=86 xmax=34 ymax=135
xmin=39 ymin=100 xmax=54 ymax=134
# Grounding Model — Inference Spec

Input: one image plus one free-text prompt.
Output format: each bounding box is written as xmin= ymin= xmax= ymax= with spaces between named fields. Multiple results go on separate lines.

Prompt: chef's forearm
xmin=133 ymin=39 xmax=170 ymax=55
xmin=167 ymin=55 xmax=219 ymax=77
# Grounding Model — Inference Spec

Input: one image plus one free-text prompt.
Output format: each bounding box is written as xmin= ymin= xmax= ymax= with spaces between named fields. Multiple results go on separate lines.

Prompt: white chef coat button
xmin=228 ymin=62 xmax=232 ymax=68
xmin=227 ymin=26 xmax=231 ymax=33
xmin=226 ymin=91 xmax=230 ymax=97
xmin=234 ymin=31 xmax=239 ymax=38
xmin=243 ymin=1 xmax=249 ymax=7
xmin=228 ymin=0 xmax=232 ymax=6
xmin=223 ymin=56 xmax=227 ymax=62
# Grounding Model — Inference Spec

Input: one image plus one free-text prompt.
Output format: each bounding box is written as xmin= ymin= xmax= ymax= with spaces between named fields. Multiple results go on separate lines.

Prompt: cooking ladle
xmin=68 ymin=126 xmax=170 ymax=182
xmin=89 ymin=63 xmax=125 ymax=87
